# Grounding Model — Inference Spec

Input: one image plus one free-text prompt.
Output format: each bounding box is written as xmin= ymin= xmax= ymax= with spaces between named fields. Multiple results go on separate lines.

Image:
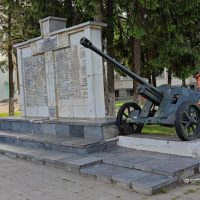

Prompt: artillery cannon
xmin=80 ymin=37 xmax=200 ymax=141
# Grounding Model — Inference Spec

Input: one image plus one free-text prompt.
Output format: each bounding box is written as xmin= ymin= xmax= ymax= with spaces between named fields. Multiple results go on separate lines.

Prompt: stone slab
xmin=66 ymin=157 xmax=102 ymax=169
xmin=0 ymin=130 xmax=117 ymax=154
xmin=80 ymin=163 xmax=177 ymax=194
xmin=0 ymin=143 xmax=100 ymax=172
xmin=0 ymin=118 xmax=118 ymax=141
xmin=118 ymin=135 xmax=200 ymax=158
xmin=103 ymin=147 xmax=200 ymax=177
xmin=134 ymin=158 xmax=200 ymax=177
xmin=0 ymin=141 xmax=197 ymax=195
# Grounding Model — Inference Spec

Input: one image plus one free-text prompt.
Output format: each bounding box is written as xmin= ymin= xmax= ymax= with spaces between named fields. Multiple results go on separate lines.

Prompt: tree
xmin=143 ymin=0 xmax=200 ymax=85
xmin=0 ymin=0 xmax=26 ymax=115
xmin=74 ymin=0 xmax=116 ymax=116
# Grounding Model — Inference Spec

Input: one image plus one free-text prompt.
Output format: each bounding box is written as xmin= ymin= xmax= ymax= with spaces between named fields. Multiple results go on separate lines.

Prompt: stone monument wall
xmin=15 ymin=17 xmax=106 ymax=118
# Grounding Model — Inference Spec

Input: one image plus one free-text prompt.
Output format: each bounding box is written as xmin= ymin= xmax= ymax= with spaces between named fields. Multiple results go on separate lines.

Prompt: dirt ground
xmin=0 ymin=102 xmax=19 ymax=113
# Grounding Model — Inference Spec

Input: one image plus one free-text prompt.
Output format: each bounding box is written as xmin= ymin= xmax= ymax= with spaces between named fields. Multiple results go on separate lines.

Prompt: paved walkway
xmin=0 ymin=155 xmax=200 ymax=200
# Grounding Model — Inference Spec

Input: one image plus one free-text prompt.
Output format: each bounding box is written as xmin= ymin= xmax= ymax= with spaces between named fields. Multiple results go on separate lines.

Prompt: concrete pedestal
xmin=118 ymin=135 xmax=200 ymax=158
xmin=0 ymin=117 xmax=118 ymax=141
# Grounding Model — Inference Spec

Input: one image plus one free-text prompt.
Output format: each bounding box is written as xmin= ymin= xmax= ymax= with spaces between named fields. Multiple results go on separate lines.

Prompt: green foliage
xmin=1 ymin=0 xmax=200 ymax=89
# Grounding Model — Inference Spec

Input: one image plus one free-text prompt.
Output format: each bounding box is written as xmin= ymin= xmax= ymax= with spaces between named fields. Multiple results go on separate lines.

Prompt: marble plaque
xmin=23 ymin=54 xmax=48 ymax=107
xmin=54 ymin=45 xmax=88 ymax=101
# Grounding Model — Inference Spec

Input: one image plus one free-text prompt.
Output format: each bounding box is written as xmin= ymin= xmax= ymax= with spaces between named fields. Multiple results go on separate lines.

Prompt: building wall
xmin=114 ymin=71 xmax=197 ymax=100
xmin=0 ymin=72 xmax=9 ymax=101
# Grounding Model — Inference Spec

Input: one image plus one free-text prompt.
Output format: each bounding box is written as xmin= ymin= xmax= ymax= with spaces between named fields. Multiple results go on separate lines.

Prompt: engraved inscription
xmin=54 ymin=45 xmax=88 ymax=101
xmin=23 ymin=54 xmax=48 ymax=107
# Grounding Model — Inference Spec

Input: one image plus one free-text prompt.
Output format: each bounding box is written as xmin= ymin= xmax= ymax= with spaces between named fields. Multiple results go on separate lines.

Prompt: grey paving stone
xmin=0 ymin=143 xmax=36 ymax=154
xmin=81 ymin=164 xmax=130 ymax=180
xmin=84 ymin=126 xmax=103 ymax=140
xmin=103 ymin=157 xmax=134 ymax=168
xmin=102 ymin=124 xmax=118 ymax=140
xmin=81 ymin=163 xmax=177 ymax=194
xmin=42 ymin=123 xmax=56 ymax=136
xmin=79 ymin=165 xmax=98 ymax=177
xmin=134 ymin=158 xmax=199 ymax=176
xmin=69 ymin=125 xmax=84 ymax=138
xmin=87 ymin=151 xmax=114 ymax=160
xmin=103 ymin=155 xmax=153 ymax=169
xmin=106 ymin=146 xmax=133 ymax=155
xmin=112 ymin=169 xmax=152 ymax=185
xmin=67 ymin=156 xmax=102 ymax=169
xmin=114 ymin=149 xmax=176 ymax=160
xmin=0 ymin=131 xmax=106 ymax=154
xmin=131 ymin=174 xmax=177 ymax=194
xmin=55 ymin=124 xmax=70 ymax=137
xmin=0 ymin=120 xmax=12 ymax=131
xmin=35 ymin=151 xmax=75 ymax=161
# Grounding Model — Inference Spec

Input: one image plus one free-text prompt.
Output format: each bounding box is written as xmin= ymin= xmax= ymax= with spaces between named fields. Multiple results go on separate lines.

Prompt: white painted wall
xmin=0 ymin=72 xmax=9 ymax=101
xmin=115 ymin=73 xmax=196 ymax=90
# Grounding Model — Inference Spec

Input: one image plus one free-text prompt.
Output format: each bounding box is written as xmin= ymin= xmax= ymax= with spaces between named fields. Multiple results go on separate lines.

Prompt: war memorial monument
xmin=0 ymin=17 xmax=200 ymax=194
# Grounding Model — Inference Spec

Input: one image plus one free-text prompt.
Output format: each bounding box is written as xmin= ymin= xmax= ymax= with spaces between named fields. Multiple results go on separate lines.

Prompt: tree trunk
xmin=168 ymin=68 xmax=172 ymax=85
xmin=105 ymin=0 xmax=115 ymax=116
xmin=147 ymin=75 xmax=151 ymax=84
xmin=130 ymin=37 xmax=141 ymax=106
xmin=182 ymin=79 xmax=186 ymax=87
xmin=152 ymin=72 xmax=156 ymax=87
xmin=94 ymin=0 xmax=103 ymax=22
xmin=64 ymin=0 xmax=74 ymax=27
xmin=8 ymin=12 xmax=15 ymax=116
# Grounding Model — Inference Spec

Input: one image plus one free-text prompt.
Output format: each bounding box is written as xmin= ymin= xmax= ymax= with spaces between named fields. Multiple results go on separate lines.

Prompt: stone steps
xmin=102 ymin=151 xmax=200 ymax=178
xmin=0 ymin=131 xmax=117 ymax=155
xmin=0 ymin=142 xmax=177 ymax=194
xmin=0 ymin=130 xmax=200 ymax=194
xmin=0 ymin=143 xmax=102 ymax=173
xmin=81 ymin=163 xmax=177 ymax=194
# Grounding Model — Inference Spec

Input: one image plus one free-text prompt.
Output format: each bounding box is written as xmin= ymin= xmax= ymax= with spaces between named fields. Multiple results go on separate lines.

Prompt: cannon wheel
xmin=117 ymin=102 xmax=143 ymax=135
xmin=175 ymin=101 xmax=200 ymax=141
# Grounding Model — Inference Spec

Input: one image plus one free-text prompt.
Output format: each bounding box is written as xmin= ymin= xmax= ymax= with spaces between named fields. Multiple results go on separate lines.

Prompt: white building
xmin=0 ymin=51 xmax=9 ymax=101
xmin=114 ymin=69 xmax=197 ymax=100
xmin=0 ymin=72 xmax=9 ymax=101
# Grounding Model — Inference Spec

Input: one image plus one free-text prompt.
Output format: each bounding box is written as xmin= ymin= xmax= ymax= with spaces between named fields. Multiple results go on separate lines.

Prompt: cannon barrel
xmin=80 ymin=37 xmax=163 ymax=104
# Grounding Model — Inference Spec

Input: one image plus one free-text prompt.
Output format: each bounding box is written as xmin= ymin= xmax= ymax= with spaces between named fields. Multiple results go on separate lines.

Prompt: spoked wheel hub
xmin=175 ymin=101 xmax=200 ymax=141
xmin=116 ymin=102 xmax=143 ymax=135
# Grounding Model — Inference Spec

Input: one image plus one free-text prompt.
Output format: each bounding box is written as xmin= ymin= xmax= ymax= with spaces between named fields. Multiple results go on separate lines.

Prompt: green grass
xmin=194 ymin=180 xmax=200 ymax=185
xmin=142 ymin=125 xmax=176 ymax=136
xmin=0 ymin=111 xmax=21 ymax=118
xmin=183 ymin=189 xmax=196 ymax=195
xmin=115 ymin=101 xmax=176 ymax=136
xmin=115 ymin=101 xmax=125 ymax=108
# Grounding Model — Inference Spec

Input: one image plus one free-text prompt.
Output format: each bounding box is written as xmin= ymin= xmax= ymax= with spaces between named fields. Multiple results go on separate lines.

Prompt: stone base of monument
xmin=0 ymin=121 xmax=200 ymax=195
xmin=0 ymin=117 xmax=118 ymax=141
xmin=0 ymin=133 xmax=199 ymax=195
xmin=117 ymin=134 xmax=200 ymax=158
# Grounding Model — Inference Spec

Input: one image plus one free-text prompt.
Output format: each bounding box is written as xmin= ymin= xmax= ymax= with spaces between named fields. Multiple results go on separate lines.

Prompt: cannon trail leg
xmin=175 ymin=101 xmax=200 ymax=141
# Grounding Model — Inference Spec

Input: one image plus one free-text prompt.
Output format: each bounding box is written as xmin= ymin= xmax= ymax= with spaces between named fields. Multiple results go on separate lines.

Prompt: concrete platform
xmin=0 ymin=131 xmax=199 ymax=194
xmin=0 ymin=142 xmax=180 ymax=194
xmin=118 ymin=134 xmax=200 ymax=158
xmin=0 ymin=117 xmax=118 ymax=141
xmin=0 ymin=131 xmax=117 ymax=154
xmin=0 ymin=117 xmax=200 ymax=194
